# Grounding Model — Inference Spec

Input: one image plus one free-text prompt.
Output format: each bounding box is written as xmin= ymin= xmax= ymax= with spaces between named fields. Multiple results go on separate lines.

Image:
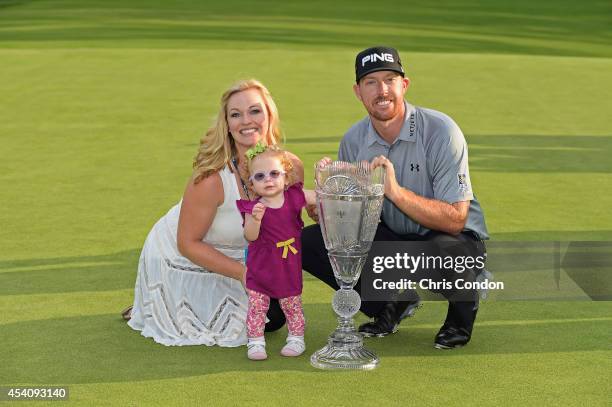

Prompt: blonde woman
xmin=126 ymin=80 xmax=303 ymax=346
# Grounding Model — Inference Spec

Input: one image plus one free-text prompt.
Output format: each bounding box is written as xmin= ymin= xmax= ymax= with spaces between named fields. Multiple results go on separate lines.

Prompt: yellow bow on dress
xmin=276 ymin=238 xmax=298 ymax=259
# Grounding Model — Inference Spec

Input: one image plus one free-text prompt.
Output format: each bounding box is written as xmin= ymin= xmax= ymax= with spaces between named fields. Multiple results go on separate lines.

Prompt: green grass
xmin=1 ymin=0 xmax=611 ymax=405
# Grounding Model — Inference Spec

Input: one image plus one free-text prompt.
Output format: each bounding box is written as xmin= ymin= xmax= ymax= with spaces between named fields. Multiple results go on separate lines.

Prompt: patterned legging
xmin=247 ymin=289 xmax=305 ymax=338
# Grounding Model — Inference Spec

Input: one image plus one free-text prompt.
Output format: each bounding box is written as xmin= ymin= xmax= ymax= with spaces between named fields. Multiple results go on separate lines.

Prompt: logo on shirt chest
xmin=410 ymin=163 xmax=420 ymax=172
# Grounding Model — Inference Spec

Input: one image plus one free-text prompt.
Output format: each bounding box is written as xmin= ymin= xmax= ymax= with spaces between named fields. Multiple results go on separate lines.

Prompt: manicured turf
xmin=1 ymin=0 xmax=611 ymax=405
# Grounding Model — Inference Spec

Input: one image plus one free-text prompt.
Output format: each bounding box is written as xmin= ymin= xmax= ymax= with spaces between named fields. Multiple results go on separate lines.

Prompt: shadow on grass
xmin=467 ymin=135 xmax=612 ymax=173
xmin=293 ymin=134 xmax=612 ymax=173
xmin=366 ymin=314 xmax=612 ymax=359
xmin=0 ymin=0 xmax=30 ymax=9
xmin=491 ymin=231 xmax=612 ymax=240
xmin=1 ymin=302 xmax=611 ymax=384
xmin=0 ymin=249 xmax=140 ymax=295
xmin=0 ymin=0 xmax=610 ymax=57
xmin=2 ymin=232 xmax=612 ymax=296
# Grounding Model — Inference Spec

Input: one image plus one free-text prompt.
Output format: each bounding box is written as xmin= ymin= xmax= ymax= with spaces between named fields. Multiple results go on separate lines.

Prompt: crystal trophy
xmin=310 ymin=161 xmax=385 ymax=370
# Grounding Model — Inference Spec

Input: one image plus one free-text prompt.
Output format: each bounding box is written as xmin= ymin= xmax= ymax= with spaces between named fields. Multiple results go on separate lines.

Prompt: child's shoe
xmin=280 ymin=335 xmax=305 ymax=357
xmin=247 ymin=337 xmax=267 ymax=361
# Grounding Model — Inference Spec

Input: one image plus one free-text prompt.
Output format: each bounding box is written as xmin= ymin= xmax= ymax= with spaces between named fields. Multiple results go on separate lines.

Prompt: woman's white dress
xmin=128 ymin=166 xmax=249 ymax=346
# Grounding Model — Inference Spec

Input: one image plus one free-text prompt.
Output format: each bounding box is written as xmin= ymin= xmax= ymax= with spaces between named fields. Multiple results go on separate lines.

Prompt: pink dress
xmin=236 ymin=183 xmax=306 ymax=299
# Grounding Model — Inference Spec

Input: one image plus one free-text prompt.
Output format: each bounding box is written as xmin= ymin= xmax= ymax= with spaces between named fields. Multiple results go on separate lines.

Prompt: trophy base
xmin=310 ymin=334 xmax=379 ymax=370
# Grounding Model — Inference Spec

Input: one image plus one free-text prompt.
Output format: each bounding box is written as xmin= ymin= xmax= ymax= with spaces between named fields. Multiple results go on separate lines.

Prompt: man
xmin=302 ymin=46 xmax=489 ymax=349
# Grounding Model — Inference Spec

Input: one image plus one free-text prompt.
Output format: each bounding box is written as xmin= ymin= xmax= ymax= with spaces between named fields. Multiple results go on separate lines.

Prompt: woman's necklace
xmin=232 ymin=157 xmax=251 ymax=200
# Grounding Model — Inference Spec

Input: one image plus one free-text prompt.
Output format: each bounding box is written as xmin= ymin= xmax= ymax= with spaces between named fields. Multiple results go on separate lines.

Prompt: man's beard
xmin=368 ymin=97 xmax=403 ymax=122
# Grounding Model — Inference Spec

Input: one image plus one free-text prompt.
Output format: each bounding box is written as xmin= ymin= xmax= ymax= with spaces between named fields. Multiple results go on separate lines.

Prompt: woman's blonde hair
xmin=192 ymin=79 xmax=282 ymax=183
xmin=246 ymin=145 xmax=296 ymax=187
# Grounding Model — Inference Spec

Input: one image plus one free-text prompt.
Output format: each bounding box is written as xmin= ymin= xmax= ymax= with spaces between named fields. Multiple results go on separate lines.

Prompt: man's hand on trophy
xmin=316 ymin=156 xmax=333 ymax=169
xmin=251 ymin=202 xmax=267 ymax=222
xmin=371 ymin=155 xmax=402 ymax=202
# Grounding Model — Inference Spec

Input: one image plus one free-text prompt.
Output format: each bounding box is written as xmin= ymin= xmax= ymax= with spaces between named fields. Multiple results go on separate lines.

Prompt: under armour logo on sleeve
xmin=410 ymin=163 xmax=420 ymax=172
xmin=458 ymin=173 xmax=470 ymax=192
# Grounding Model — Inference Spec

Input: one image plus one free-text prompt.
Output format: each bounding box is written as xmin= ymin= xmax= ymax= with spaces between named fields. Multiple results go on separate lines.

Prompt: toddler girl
xmin=236 ymin=143 xmax=315 ymax=360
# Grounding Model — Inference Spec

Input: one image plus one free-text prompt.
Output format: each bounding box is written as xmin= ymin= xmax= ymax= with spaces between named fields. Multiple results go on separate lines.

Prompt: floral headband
xmin=245 ymin=141 xmax=268 ymax=161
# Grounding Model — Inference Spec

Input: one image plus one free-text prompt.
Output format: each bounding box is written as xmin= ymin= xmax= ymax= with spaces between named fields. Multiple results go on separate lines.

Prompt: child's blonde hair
xmin=246 ymin=144 xmax=296 ymax=186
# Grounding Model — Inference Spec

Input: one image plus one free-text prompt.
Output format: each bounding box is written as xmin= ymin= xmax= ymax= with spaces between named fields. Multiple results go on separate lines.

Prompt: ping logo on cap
xmin=355 ymin=46 xmax=404 ymax=82
xmin=362 ymin=53 xmax=395 ymax=67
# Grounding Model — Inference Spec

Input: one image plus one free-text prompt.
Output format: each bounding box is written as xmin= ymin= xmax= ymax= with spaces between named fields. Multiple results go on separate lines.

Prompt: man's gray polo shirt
xmin=339 ymin=101 xmax=489 ymax=240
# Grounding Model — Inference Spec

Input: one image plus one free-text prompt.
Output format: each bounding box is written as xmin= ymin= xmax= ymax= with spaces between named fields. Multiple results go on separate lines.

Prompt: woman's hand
xmin=371 ymin=155 xmax=402 ymax=202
